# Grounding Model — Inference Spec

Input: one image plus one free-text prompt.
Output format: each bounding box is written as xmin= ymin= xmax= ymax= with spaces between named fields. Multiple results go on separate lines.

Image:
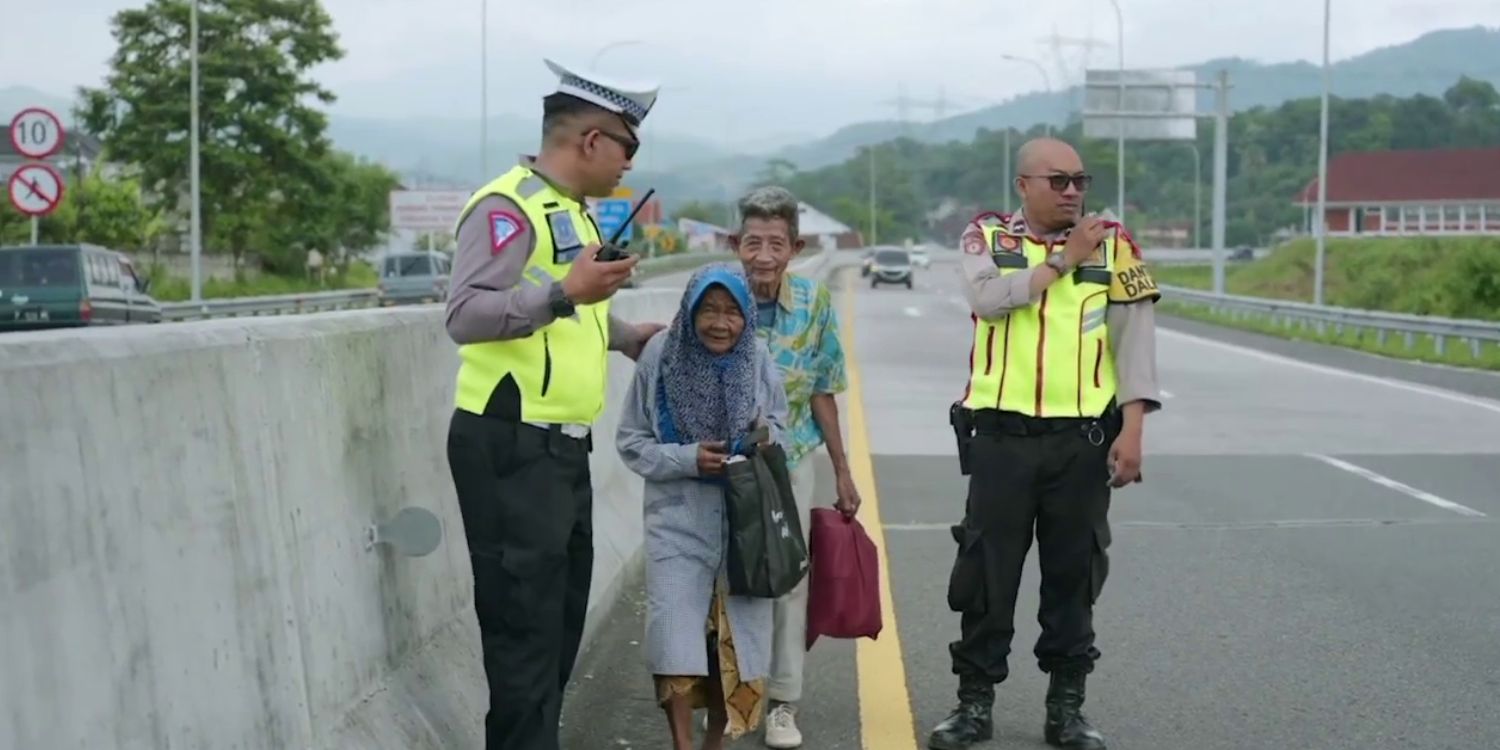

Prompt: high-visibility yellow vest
xmin=451 ymin=165 xmax=611 ymax=423
xmin=961 ymin=222 xmax=1156 ymax=418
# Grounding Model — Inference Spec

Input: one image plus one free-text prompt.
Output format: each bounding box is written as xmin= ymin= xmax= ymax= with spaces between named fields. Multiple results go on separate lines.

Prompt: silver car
xmin=869 ymin=248 xmax=913 ymax=289
xmin=379 ymin=251 xmax=450 ymax=305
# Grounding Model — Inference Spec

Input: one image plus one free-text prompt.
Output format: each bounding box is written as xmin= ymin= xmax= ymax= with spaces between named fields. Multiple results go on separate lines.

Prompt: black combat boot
xmin=1043 ymin=668 xmax=1106 ymax=749
xmin=927 ymin=678 xmax=994 ymax=750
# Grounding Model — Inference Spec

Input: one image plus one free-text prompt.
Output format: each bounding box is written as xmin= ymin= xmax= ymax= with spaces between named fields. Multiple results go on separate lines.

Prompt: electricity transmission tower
xmin=1045 ymin=27 xmax=1109 ymax=117
xmin=879 ymin=83 xmax=950 ymax=132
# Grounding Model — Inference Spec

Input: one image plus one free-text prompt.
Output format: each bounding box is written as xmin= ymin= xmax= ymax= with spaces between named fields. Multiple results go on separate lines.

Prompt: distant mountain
xmin=627 ymin=25 xmax=1500 ymax=209
xmin=0 ymin=86 xmax=75 ymax=122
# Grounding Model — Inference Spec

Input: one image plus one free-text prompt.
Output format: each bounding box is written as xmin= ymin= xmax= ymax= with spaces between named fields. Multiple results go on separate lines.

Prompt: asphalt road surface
xmin=563 ymin=256 xmax=1500 ymax=750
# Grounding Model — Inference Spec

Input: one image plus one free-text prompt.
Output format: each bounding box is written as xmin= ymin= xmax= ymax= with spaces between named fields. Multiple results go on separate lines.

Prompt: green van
xmin=0 ymin=243 xmax=162 ymax=332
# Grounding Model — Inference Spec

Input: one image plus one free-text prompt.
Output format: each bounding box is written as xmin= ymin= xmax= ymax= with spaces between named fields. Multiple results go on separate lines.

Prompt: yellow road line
xmin=842 ymin=274 xmax=920 ymax=750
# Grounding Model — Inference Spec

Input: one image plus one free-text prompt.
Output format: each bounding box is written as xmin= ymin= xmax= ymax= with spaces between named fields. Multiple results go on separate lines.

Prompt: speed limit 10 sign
xmin=9 ymin=107 xmax=66 ymax=160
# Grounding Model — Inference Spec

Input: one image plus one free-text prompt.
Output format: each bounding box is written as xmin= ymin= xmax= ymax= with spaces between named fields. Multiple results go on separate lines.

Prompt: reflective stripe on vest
xmin=451 ymin=165 xmax=611 ymax=423
xmin=962 ymin=227 xmax=1118 ymax=418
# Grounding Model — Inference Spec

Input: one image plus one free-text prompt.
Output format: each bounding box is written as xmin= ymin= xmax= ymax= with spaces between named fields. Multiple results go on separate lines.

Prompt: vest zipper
xmin=542 ymin=331 xmax=553 ymax=396
xmin=983 ymin=325 xmax=996 ymax=375
xmin=1093 ymin=339 xmax=1103 ymax=388
xmin=1034 ymin=291 xmax=1049 ymax=416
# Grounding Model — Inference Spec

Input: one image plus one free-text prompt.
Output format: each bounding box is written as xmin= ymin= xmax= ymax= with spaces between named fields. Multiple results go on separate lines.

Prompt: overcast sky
xmin=4 ymin=0 xmax=1498 ymax=144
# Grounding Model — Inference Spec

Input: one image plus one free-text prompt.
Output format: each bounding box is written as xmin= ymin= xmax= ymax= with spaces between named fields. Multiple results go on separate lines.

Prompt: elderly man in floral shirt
xmin=729 ymin=184 xmax=861 ymax=749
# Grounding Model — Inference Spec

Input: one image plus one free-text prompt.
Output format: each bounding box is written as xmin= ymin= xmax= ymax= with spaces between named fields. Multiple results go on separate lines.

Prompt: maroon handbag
xmin=806 ymin=507 xmax=883 ymax=649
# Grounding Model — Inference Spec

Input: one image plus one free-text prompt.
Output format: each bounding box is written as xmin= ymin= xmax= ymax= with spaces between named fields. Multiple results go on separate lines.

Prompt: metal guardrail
xmin=158 ymin=252 xmax=731 ymax=322
xmin=161 ymin=289 xmax=379 ymax=321
xmin=1160 ymin=284 xmax=1500 ymax=359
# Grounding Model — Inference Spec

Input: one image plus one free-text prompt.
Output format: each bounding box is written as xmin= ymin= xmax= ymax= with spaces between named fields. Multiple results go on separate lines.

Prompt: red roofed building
xmin=1293 ymin=147 xmax=1500 ymax=237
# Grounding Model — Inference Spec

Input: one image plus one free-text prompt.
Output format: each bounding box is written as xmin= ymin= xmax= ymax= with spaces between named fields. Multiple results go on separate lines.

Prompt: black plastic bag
xmin=723 ymin=437 xmax=809 ymax=599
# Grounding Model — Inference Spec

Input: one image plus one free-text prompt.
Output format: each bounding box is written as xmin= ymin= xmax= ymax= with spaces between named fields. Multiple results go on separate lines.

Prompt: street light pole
xmin=480 ymin=0 xmax=488 ymax=180
xmin=1313 ymin=0 xmax=1331 ymax=306
xmin=1002 ymin=130 xmax=1014 ymax=213
xmin=1187 ymin=142 xmax=1201 ymax=247
xmin=1109 ymin=0 xmax=1125 ymax=223
xmin=189 ymin=0 xmax=202 ymax=303
xmin=1001 ymin=54 xmax=1055 ymax=135
xmin=868 ymin=146 xmax=878 ymax=245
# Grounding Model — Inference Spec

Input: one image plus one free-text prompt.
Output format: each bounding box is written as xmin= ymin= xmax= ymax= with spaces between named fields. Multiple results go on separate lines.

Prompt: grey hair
xmin=736 ymin=185 xmax=800 ymax=238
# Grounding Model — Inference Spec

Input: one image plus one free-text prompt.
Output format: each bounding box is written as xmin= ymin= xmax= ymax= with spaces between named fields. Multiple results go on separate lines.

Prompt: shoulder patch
xmin=962 ymin=224 xmax=987 ymax=255
xmin=997 ymin=235 xmax=1020 ymax=252
xmin=488 ymin=210 xmax=525 ymax=255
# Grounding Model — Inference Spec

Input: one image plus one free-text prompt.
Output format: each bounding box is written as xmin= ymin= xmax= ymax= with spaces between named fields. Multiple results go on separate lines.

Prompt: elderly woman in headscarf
xmin=616 ymin=262 xmax=791 ymax=750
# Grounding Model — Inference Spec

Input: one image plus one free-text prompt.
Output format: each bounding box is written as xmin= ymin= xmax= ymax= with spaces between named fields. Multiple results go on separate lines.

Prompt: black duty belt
xmin=972 ymin=403 xmax=1119 ymax=446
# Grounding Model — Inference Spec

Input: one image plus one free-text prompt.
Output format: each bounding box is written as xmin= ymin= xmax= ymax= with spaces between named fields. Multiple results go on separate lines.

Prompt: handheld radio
xmin=596 ymin=188 xmax=656 ymax=261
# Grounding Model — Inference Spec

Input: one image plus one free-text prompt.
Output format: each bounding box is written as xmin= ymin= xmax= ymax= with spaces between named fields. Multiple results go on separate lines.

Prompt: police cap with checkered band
xmin=544 ymin=58 xmax=659 ymax=126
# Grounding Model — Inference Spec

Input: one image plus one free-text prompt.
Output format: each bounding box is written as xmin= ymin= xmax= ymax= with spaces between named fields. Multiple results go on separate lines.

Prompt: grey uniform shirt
xmin=444 ymin=170 xmax=642 ymax=351
xmin=956 ymin=214 xmax=1162 ymax=413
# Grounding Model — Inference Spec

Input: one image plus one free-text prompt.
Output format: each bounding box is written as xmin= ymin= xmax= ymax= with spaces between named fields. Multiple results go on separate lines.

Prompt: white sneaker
xmin=764 ymin=703 xmax=802 ymax=748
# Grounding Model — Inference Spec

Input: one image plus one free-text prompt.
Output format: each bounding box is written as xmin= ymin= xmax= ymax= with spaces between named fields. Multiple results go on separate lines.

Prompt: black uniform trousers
xmin=447 ymin=409 xmax=594 ymax=750
xmin=946 ymin=407 xmax=1120 ymax=685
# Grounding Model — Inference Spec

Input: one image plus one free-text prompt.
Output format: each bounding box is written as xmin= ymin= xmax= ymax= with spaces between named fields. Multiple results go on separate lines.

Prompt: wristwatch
xmin=548 ymin=282 xmax=576 ymax=318
xmin=1044 ymin=252 xmax=1072 ymax=275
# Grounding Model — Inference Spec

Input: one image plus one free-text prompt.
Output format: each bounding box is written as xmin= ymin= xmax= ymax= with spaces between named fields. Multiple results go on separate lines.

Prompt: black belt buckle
xmin=1082 ymin=402 xmax=1121 ymax=447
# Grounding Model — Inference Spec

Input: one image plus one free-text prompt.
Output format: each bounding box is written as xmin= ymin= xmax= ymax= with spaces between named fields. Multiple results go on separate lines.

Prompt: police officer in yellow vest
xmin=928 ymin=137 xmax=1162 ymax=750
xmin=444 ymin=58 xmax=666 ymax=750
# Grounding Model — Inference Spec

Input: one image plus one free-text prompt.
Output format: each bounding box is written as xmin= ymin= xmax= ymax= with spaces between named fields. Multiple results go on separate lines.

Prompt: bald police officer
xmin=445 ymin=58 xmax=666 ymax=750
xmin=928 ymin=137 xmax=1162 ymax=750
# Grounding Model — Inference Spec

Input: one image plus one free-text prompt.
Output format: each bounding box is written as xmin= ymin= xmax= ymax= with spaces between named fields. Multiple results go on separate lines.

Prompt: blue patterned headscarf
xmin=657 ymin=262 xmax=759 ymax=447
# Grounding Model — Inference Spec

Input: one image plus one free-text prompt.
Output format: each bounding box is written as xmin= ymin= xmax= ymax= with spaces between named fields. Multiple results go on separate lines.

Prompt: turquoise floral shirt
xmin=755 ymin=272 xmax=847 ymax=468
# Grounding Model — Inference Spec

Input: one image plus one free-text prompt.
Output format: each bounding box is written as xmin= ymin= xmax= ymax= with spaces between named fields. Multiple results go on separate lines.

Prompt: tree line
xmin=0 ymin=0 xmax=400 ymax=279
xmin=728 ymin=76 xmax=1500 ymax=249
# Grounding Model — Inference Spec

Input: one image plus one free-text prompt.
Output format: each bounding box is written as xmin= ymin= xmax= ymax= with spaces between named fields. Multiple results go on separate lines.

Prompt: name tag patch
xmin=546 ymin=210 xmax=579 ymax=247
xmin=1111 ymin=264 xmax=1159 ymax=302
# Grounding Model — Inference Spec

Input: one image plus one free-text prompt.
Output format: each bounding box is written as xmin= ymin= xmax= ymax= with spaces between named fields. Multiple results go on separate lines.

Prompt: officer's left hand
xmin=1107 ymin=431 xmax=1143 ymax=488
xmin=834 ymin=469 xmax=862 ymax=518
xmin=620 ymin=322 xmax=667 ymax=361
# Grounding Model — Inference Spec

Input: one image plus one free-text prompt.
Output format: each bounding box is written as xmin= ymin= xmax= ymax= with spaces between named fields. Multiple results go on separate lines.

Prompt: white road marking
xmin=883 ymin=517 xmax=1492 ymax=532
xmin=903 ymin=306 xmax=922 ymax=318
xmin=1305 ymin=453 xmax=1487 ymax=518
xmin=1159 ymin=328 xmax=1500 ymax=417
xmin=1161 ymin=390 xmax=1176 ymax=399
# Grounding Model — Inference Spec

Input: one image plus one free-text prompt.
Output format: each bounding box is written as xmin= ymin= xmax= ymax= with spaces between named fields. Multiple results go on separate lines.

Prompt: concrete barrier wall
xmin=0 ymin=287 xmax=674 ymax=750
xmin=0 ymin=250 xmax=834 ymax=750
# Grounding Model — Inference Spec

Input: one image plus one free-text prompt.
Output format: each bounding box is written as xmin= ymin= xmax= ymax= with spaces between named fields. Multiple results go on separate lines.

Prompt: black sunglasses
xmin=1020 ymin=173 xmax=1092 ymax=192
xmin=593 ymin=129 xmax=640 ymax=159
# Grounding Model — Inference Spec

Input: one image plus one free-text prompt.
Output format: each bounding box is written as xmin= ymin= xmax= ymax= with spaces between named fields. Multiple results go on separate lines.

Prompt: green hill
xmin=1157 ymin=236 xmax=1500 ymax=321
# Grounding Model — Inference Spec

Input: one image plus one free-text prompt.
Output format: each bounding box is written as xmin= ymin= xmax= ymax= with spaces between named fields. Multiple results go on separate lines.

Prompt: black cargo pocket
xmin=494 ymin=548 xmax=566 ymax=634
xmin=946 ymin=523 xmax=988 ymax=614
xmin=1089 ymin=523 xmax=1112 ymax=604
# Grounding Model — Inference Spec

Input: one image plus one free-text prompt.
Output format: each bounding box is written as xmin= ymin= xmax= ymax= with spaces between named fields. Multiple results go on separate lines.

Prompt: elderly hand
xmin=834 ymin=468 xmax=862 ymax=518
xmin=697 ymin=441 xmax=729 ymax=477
